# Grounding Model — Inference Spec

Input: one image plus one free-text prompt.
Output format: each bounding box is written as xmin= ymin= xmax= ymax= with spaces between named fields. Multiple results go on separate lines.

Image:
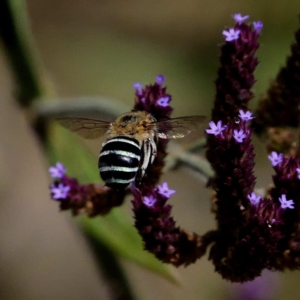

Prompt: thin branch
xmin=32 ymin=97 xmax=131 ymax=121
xmin=165 ymin=141 xmax=214 ymax=180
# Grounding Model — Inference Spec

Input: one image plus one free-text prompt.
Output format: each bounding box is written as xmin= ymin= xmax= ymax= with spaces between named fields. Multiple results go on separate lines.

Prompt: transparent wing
xmin=56 ymin=117 xmax=111 ymax=139
xmin=156 ymin=116 xmax=207 ymax=139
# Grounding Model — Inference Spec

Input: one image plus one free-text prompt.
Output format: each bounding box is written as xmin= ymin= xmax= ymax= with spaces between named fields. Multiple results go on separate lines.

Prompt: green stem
xmin=0 ymin=1 xmax=137 ymax=299
xmin=0 ymin=0 xmax=48 ymax=106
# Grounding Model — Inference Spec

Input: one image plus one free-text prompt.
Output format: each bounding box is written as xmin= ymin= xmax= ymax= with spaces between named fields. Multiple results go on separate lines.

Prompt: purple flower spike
xmin=239 ymin=110 xmax=254 ymax=121
xmin=143 ymin=195 xmax=156 ymax=207
xmin=232 ymin=13 xmax=250 ymax=24
xmin=222 ymin=28 xmax=241 ymax=42
xmin=49 ymin=162 xmax=66 ymax=178
xmin=206 ymin=120 xmax=226 ymax=136
xmin=157 ymin=182 xmax=176 ymax=198
xmin=157 ymin=96 xmax=170 ymax=107
xmin=247 ymin=192 xmax=262 ymax=205
xmin=156 ymin=74 xmax=165 ymax=86
xmin=268 ymin=151 xmax=283 ymax=167
xmin=233 ymin=129 xmax=247 ymax=143
xmin=51 ymin=183 xmax=70 ymax=200
xmin=296 ymin=168 xmax=300 ymax=179
xmin=133 ymin=82 xmax=143 ymax=95
xmin=253 ymin=21 xmax=263 ymax=33
xmin=279 ymin=194 xmax=294 ymax=209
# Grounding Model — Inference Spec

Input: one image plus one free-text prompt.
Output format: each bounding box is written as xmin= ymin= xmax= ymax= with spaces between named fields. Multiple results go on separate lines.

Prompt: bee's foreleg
xmin=135 ymin=138 xmax=154 ymax=184
xmin=150 ymin=138 xmax=157 ymax=164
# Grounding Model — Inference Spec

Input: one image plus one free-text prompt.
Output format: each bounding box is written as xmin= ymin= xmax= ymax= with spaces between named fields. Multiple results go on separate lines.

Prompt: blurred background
xmin=1 ymin=0 xmax=300 ymax=299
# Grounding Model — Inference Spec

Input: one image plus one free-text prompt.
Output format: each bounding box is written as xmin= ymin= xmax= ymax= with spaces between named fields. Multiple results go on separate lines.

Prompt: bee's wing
xmin=156 ymin=116 xmax=207 ymax=139
xmin=56 ymin=117 xmax=111 ymax=139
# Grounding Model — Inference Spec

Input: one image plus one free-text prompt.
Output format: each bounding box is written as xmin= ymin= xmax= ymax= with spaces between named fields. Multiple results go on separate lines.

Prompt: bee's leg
xmin=150 ymin=138 xmax=157 ymax=164
xmin=135 ymin=139 xmax=152 ymax=184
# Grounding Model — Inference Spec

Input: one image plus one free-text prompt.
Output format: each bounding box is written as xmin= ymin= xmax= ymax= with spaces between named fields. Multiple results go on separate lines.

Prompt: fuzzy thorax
xmin=107 ymin=111 xmax=157 ymax=144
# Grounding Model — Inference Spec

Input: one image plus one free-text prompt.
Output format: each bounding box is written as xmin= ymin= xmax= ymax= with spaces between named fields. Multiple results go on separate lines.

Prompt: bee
xmin=57 ymin=111 xmax=206 ymax=191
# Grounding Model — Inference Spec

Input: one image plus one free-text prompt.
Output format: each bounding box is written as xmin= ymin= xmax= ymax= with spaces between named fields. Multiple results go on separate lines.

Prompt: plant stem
xmin=0 ymin=0 xmax=48 ymax=106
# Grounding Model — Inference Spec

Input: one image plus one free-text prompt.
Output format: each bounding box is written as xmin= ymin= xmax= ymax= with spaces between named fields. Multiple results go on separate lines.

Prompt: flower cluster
xmin=212 ymin=13 xmax=261 ymax=123
xmin=205 ymin=13 xmax=300 ymax=282
xmin=49 ymin=162 xmax=125 ymax=216
xmin=133 ymin=74 xmax=173 ymax=120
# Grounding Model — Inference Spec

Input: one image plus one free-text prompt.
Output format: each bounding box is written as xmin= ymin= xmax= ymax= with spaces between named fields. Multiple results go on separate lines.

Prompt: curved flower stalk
xmin=131 ymin=77 xmax=216 ymax=265
xmin=132 ymin=183 xmax=215 ymax=266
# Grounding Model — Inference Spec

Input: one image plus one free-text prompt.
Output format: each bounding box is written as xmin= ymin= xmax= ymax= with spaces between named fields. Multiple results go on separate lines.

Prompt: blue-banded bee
xmin=57 ymin=111 xmax=205 ymax=191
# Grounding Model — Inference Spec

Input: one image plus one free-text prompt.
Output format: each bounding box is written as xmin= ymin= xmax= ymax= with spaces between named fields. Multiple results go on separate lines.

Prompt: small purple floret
xmin=233 ymin=129 xmax=247 ymax=143
xmin=239 ymin=110 xmax=254 ymax=121
xmin=268 ymin=151 xmax=283 ymax=167
xmin=253 ymin=21 xmax=263 ymax=33
xmin=248 ymin=192 xmax=262 ymax=205
xmin=296 ymin=168 xmax=300 ymax=179
xmin=206 ymin=120 xmax=226 ymax=136
xmin=156 ymin=75 xmax=165 ymax=86
xmin=51 ymin=183 xmax=70 ymax=200
xmin=279 ymin=194 xmax=294 ymax=209
xmin=133 ymin=82 xmax=143 ymax=95
xmin=232 ymin=13 xmax=250 ymax=24
xmin=49 ymin=162 xmax=66 ymax=178
xmin=157 ymin=96 xmax=170 ymax=107
xmin=222 ymin=28 xmax=241 ymax=42
xmin=143 ymin=195 xmax=156 ymax=207
xmin=157 ymin=182 xmax=176 ymax=198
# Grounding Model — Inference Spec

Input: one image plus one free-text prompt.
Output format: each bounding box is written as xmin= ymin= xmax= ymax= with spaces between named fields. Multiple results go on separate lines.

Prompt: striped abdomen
xmin=98 ymin=136 xmax=141 ymax=191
